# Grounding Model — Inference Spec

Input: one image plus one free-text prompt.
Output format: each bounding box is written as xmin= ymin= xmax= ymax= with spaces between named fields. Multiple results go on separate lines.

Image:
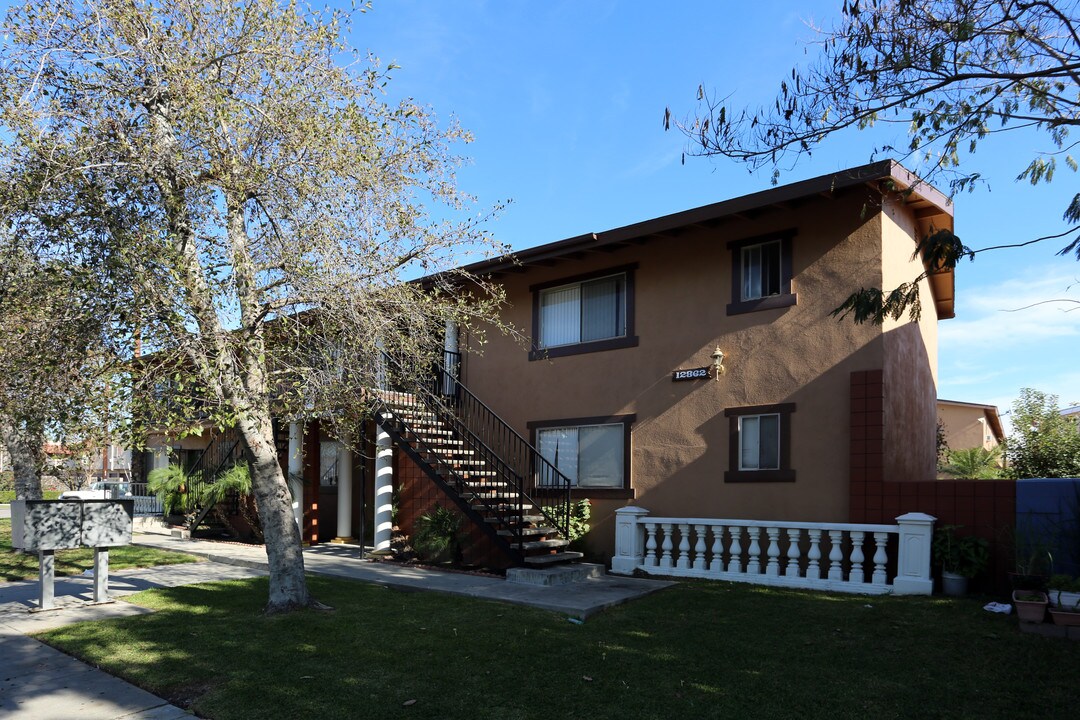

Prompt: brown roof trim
xmin=431 ymin=159 xmax=955 ymax=317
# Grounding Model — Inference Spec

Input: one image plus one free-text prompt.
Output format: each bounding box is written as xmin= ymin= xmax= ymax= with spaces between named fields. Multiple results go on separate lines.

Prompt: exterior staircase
xmin=185 ymin=427 xmax=248 ymax=532
xmin=374 ymin=352 xmax=581 ymax=568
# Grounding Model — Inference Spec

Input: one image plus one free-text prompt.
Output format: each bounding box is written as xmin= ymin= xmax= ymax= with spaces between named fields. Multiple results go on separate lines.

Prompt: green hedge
xmin=0 ymin=491 xmax=62 ymax=503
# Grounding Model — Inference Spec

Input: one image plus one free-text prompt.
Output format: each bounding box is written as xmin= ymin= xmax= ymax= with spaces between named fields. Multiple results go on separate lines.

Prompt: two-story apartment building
xmin=141 ymin=160 xmax=955 ymax=567
xmin=422 ymin=159 xmax=953 ymax=559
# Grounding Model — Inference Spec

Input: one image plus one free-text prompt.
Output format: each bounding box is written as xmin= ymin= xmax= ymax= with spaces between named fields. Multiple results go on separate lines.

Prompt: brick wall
xmin=396 ymin=452 xmax=513 ymax=570
xmin=850 ymin=371 xmax=1017 ymax=593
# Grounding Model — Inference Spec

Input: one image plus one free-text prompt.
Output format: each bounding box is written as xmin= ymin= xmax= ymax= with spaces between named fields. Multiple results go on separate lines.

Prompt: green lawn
xmin=38 ymin=576 xmax=1079 ymax=720
xmin=0 ymin=491 xmax=61 ymax=502
xmin=0 ymin=518 xmax=199 ymax=581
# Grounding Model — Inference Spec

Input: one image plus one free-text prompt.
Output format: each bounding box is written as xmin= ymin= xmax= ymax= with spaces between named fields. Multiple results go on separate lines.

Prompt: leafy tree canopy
xmin=1006 ymin=388 xmax=1080 ymax=478
xmin=0 ymin=0 xmax=509 ymax=612
xmin=669 ymin=0 xmax=1080 ymax=322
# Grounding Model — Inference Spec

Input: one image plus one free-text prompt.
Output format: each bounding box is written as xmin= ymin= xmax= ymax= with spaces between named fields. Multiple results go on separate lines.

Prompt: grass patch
xmin=0 ymin=518 xmax=199 ymax=581
xmin=38 ymin=576 xmax=1079 ymax=719
xmin=0 ymin=491 xmax=61 ymax=502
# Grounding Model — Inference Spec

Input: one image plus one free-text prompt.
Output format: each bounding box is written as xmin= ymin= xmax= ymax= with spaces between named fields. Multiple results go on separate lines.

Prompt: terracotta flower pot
xmin=1048 ymin=608 xmax=1080 ymax=627
xmin=1012 ymin=590 xmax=1048 ymax=624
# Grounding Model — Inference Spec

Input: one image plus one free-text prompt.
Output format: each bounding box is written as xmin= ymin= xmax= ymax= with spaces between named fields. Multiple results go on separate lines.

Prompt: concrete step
xmin=520 ymin=538 xmax=570 ymax=551
xmin=507 ymin=562 xmax=605 ymax=586
xmin=484 ymin=514 xmax=545 ymax=525
xmin=471 ymin=503 xmax=537 ymax=515
xmin=498 ymin=526 xmax=557 ymax=537
xmin=461 ymin=491 xmax=518 ymax=501
xmin=522 ymin=551 xmax=585 ymax=567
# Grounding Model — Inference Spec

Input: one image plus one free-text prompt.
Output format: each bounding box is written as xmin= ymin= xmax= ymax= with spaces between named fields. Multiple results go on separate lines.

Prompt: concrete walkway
xmin=0 ymin=533 xmax=671 ymax=719
xmin=0 ymin=562 xmax=265 ymax=720
xmin=133 ymin=533 xmax=673 ymax=618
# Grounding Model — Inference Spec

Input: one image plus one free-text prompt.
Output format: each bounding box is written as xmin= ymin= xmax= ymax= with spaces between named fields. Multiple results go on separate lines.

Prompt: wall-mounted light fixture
xmin=711 ymin=346 xmax=726 ymax=379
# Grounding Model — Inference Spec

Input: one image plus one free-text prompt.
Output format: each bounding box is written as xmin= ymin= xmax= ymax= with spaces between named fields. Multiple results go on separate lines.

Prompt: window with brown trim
xmin=724 ymin=403 xmax=796 ymax=482
xmin=529 ymin=265 xmax=638 ymax=360
xmin=727 ymin=230 xmax=797 ymax=315
xmin=527 ymin=414 xmax=635 ymax=498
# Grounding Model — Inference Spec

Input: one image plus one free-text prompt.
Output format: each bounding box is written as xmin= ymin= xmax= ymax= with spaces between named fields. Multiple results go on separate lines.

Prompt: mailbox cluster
xmin=10 ymin=499 xmax=135 ymax=610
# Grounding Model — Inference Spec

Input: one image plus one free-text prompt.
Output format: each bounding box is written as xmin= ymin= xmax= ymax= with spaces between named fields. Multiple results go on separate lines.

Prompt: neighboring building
xmin=138 ymin=160 xmax=957 ymax=566
xmin=1062 ymin=405 xmax=1080 ymax=421
xmin=937 ymin=399 xmax=1005 ymax=452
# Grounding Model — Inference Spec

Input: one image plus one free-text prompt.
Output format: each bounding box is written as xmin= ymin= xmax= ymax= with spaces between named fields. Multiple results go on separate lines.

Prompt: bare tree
xmin=0 ymin=0 xmax=507 ymax=612
xmin=668 ymin=0 xmax=1080 ymax=321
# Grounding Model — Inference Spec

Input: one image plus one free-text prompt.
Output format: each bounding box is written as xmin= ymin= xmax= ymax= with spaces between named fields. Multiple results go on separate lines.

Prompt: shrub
xmin=147 ymin=464 xmax=197 ymax=516
xmin=940 ymin=446 xmax=1003 ymax=479
xmin=411 ymin=504 xmax=463 ymax=564
xmin=933 ymin=525 xmax=990 ymax=579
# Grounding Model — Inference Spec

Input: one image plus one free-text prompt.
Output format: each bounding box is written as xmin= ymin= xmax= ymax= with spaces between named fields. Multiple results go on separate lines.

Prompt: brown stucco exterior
xmin=881 ymin=195 xmax=940 ymax=484
xmin=455 ymin=167 xmax=953 ymax=560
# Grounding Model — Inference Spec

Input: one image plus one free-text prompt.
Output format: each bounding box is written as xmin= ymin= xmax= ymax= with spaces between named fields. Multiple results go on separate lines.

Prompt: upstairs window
xmin=530 ymin=265 xmax=638 ymax=360
xmin=741 ymin=240 xmax=782 ymax=301
xmin=727 ymin=231 xmax=797 ymax=315
xmin=539 ymin=274 xmax=626 ymax=348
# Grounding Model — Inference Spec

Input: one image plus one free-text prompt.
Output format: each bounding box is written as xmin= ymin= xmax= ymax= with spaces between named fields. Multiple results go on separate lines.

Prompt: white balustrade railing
xmin=611 ymin=507 xmax=935 ymax=595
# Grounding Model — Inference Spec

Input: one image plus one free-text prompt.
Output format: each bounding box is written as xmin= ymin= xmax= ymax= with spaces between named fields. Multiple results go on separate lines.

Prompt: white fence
xmin=611 ymin=507 xmax=935 ymax=595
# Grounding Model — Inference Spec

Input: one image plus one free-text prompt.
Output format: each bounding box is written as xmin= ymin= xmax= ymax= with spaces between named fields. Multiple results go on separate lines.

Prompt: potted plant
xmin=1008 ymin=527 xmax=1052 ymax=592
xmin=932 ymin=525 xmax=990 ymax=596
xmin=1047 ymin=574 xmax=1080 ymax=625
xmin=1048 ymin=594 xmax=1080 ymax=626
xmin=1013 ymin=589 xmax=1049 ymax=623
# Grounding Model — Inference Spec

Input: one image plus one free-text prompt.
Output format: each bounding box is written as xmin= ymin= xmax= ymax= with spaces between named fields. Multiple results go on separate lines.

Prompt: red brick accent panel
xmin=850 ymin=371 xmax=1017 ymax=593
xmin=849 ymin=370 xmax=885 ymax=523
xmin=860 ymin=476 xmax=1018 ymax=594
xmin=395 ymin=452 xmax=514 ymax=570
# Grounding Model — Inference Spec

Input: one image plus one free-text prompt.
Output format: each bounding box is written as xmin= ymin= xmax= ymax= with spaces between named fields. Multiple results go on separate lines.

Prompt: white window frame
xmin=538 ymin=273 xmax=627 ymax=349
xmin=738 ymin=413 xmax=781 ymax=471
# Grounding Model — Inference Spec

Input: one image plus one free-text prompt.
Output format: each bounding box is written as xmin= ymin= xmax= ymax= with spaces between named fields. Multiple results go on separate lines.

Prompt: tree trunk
xmin=237 ymin=410 xmax=311 ymax=613
xmin=0 ymin=416 xmax=43 ymax=500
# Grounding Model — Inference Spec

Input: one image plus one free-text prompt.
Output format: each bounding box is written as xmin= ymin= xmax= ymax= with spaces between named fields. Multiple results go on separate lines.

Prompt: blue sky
xmin=353 ymin=0 xmax=1079 ymax=424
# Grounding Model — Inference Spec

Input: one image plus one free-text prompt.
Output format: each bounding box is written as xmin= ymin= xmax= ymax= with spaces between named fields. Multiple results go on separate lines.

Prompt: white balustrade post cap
xmin=895 ymin=512 xmax=937 ymax=524
xmin=615 ymin=506 xmax=651 ymax=517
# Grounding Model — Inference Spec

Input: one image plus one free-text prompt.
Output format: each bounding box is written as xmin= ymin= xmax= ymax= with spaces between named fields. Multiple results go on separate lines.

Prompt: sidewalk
xmin=0 ymin=562 xmax=265 ymax=720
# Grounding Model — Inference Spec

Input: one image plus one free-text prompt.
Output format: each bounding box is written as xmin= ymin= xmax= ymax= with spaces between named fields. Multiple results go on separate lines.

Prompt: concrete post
xmin=333 ymin=431 xmax=354 ymax=543
xmin=93 ymin=547 xmax=109 ymax=603
xmin=287 ymin=422 xmax=304 ymax=530
xmin=611 ymin=506 xmax=651 ymax=575
xmin=893 ymin=512 xmax=936 ymax=595
xmin=374 ymin=423 xmax=394 ymax=552
xmin=38 ymin=549 xmax=54 ymax=611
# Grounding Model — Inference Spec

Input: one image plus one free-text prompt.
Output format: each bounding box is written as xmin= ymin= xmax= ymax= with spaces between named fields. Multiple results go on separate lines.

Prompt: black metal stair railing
xmin=376 ymin=350 xmax=573 ymax=542
xmin=373 ymin=401 xmax=529 ymax=558
xmin=185 ymin=428 xmax=248 ymax=530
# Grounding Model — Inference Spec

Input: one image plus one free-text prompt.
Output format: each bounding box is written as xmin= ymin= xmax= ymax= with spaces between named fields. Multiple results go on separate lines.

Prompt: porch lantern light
xmin=711 ymin=346 xmax=726 ymax=379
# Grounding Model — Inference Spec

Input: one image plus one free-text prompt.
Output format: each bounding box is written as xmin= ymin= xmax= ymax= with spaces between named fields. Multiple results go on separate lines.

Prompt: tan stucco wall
xmin=462 ymin=191 xmax=910 ymax=558
xmin=881 ymin=196 xmax=939 ymax=483
xmin=938 ymin=404 xmax=1000 ymax=451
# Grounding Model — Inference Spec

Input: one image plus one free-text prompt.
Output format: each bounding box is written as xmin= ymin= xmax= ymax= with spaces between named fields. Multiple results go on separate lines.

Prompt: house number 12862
xmin=671 ymin=367 xmax=710 ymax=381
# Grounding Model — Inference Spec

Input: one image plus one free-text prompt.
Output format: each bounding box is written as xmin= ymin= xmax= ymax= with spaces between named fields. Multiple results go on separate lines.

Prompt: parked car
xmin=59 ymin=482 xmax=132 ymax=500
